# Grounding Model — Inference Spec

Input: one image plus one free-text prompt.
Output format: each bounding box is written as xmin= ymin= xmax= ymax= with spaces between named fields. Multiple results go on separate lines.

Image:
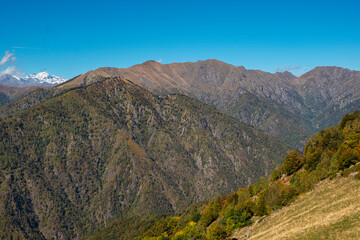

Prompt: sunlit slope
xmin=235 ymin=173 xmax=360 ymax=240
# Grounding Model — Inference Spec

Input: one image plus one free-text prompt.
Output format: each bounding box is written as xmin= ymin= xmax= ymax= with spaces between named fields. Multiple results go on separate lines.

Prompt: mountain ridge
xmin=2 ymin=60 xmax=359 ymax=149
xmin=60 ymin=60 xmax=360 ymax=149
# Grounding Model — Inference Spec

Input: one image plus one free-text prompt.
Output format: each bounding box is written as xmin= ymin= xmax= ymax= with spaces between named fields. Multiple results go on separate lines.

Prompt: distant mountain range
xmin=62 ymin=60 xmax=360 ymax=149
xmin=0 ymin=72 xmax=67 ymax=106
xmin=0 ymin=72 xmax=67 ymax=87
xmin=2 ymin=60 xmax=360 ymax=149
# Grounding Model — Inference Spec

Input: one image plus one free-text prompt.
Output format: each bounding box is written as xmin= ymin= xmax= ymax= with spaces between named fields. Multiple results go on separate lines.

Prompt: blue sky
xmin=1 ymin=0 xmax=360 ymax=79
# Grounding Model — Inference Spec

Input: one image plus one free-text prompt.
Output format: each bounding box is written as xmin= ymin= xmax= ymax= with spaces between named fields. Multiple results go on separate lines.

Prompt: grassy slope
xmin=235 ymin=172 xmax=360 ymax=239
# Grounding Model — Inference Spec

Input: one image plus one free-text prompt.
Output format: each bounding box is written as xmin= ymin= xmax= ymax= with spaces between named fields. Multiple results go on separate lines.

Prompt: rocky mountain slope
xmin=295 ymin=66 xmax=360 ymax=129
xmin=101 ymin=111 xmax=360 ymax=240
xmin=61 ymin=60 xmax=360 ymax=149
xmin=2 ymin=60 xmax=359 ymax=149
xmin=0 ymin=76 xmax=289 ymax=239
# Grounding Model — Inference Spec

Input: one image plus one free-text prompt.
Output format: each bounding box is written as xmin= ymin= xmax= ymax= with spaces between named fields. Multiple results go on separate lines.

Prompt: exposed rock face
xmin=3 ymin=60 xmax=358 ymax=149
xmin=63 ymin=60 xmax=360 ymax=149
xmin=294 ymin=66 xmax=360 ymax=130
xmin=0 ymin=77 xmax=289 ymax=239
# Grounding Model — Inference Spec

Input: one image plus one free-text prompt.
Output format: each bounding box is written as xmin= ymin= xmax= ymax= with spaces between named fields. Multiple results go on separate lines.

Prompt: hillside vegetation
xmin=0 ymin=77 xmax=289 ymax=239
xmin=94 ymin=111 xmax=360 ymax=240
xmin=236 ymin=175 xmax=360 ymax=239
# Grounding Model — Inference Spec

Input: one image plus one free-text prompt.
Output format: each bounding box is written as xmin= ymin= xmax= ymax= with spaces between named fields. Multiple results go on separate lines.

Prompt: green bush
xmin=339 ymin=111 xmax=360 ymax=129
xmin=304 ymin=150 xmax=322 ymax=171
xmin=253 ymin=191 xmax=267 ymax=216
xmin=279 ymin=185 xmax=298 ymax=206
xmin=283 ymin=150 xmax=304 ymax=175
xmin=207 ymin=225 xmax=230 ymax=240
xmin=270 ymin=166 xmax=282 ymax=181
xmin=199 ymin=199 xmax=222 ymax=227
xmin=338 ymin=148 xmax=360 ymax=170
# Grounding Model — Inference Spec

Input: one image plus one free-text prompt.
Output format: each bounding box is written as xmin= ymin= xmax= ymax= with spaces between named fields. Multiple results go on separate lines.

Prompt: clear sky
xmin=1 ymin=0 xmax=360 ymax=79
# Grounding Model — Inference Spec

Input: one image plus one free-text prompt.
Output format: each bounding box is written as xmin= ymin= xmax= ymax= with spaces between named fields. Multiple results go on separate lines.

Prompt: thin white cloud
xmin=0 ymin=51 xmax=15 ymax=67
xmin=12 ymin=46 xmax=44 ymax=50
xmin=0 ymin=66 xmax=22 ymax=76
xmin=296 ymin=67 xmax=310 ymax=76
xmin=284 ymin=65 xmax=300 ymax=71
xmin=157 ymin=59 xmax=163 ymax=63
xmin=276 ymin=65 xmax=300 ymax=72
xmin=0 ymin=51 xmax=24 ymax=76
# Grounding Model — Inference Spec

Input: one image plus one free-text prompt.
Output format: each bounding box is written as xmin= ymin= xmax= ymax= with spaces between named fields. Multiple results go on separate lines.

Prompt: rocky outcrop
xmin=60 ymin=60 xmax=360 ymax=149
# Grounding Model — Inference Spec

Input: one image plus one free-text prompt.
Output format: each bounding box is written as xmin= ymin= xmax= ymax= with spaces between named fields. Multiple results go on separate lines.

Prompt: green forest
xmin=91 ymin=111 xmax=360 ymax=240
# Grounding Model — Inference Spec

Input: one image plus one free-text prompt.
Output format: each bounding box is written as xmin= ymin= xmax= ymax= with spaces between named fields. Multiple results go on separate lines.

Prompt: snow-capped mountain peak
xmin=24 ymin=72 xmax=67 ymax=85
xmin=0 ymin=72 xmax=67 ymax=87
xmin=29 ymin=72 xmax=50 ymax=79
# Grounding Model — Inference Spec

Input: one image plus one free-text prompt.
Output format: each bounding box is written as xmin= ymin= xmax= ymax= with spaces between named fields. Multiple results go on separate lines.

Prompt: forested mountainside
xmin=93 ymin=111 xmax=360 ymax=240
xmin=0 ymin=77 xmax=289 ymax=239
xmin=62 ymin=60 xmax=360 ymax=149
xmin=2 ymin=60 xmax=359 ymax=149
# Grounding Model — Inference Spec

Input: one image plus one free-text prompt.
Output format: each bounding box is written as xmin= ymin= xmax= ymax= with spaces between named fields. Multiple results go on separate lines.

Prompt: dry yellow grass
xmin=233 ymin=175 xmax=360 ymax=240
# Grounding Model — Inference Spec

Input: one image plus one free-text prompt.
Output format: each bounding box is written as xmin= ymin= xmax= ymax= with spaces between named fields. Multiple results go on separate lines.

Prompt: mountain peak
xmin=143 ymin=60 xmax=161 ymax=65
xmin=32 ymin=72 xmax=50 ymax=78
xmin=0 ymin=72 xmax=67 ymax=87
xmin=274 ymin=71 xmax=296 ymax=81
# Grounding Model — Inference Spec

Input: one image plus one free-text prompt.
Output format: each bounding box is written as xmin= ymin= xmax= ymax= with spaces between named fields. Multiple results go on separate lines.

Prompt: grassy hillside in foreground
xmin=234 ymin=173 xmax=360 ymax=240
xmin=90 ymin=111 xmax=360 ymax=239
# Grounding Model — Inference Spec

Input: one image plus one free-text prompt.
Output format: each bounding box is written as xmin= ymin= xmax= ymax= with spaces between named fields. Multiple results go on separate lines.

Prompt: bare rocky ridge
xmin=2 ymin=60 xmax=359 ymax=149
xmin=61 ymin=60 xmax=360 ymax=149
xmin=294 ymin=66 xmax=360 ymax=129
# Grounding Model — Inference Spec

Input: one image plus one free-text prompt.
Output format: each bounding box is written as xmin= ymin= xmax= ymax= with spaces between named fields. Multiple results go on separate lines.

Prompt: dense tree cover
xmin=282 ymin=150 xmax=303 ymax=175
xmin=92 ymin=111 xmax=360 ymax=239
xmin=0 ymin=77 xmax=289 ymax=239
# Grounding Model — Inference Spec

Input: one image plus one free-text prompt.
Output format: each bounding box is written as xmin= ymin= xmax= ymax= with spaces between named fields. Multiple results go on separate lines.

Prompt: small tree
xmin=207 ymin=225 xmax=230 ymax=240
xmin=338 ymin=148 xmax=360 ymax=170
xmin=283 ymin=150 xmax=304 ymax=175
xmin=304 ymin=150 xmax=322 ymax=171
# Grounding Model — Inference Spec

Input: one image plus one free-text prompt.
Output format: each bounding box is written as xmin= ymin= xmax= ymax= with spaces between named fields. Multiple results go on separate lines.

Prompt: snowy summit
xmin=23 ymin=72 xmax=67 ymax=85
xmin=0 ymin=72 xmax=67 ymax=87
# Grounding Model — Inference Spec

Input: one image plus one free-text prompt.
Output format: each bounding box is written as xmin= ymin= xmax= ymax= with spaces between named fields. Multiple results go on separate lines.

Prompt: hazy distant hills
xmin=0 ymin=76 xmax=289 ymax=239
xmin=62 ymin=60 xmax=360 ymax=149
xmin=0 ymin=84 xmax=40 ymax=106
